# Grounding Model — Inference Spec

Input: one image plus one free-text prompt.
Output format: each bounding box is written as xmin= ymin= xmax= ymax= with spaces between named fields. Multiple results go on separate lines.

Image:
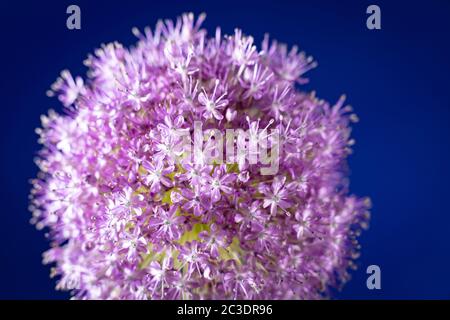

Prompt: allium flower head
xmin=31 ymin=13 xmax=370 ymax=299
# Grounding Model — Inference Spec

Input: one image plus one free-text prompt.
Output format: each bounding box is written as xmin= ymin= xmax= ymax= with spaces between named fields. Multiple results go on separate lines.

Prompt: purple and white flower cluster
xmin=31 ymin=13 xmax=370 ymax=299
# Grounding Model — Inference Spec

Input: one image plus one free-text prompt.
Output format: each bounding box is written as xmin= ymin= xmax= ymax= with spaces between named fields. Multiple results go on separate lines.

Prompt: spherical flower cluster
xmin=30 ymin=13 xmax=370 ymax=299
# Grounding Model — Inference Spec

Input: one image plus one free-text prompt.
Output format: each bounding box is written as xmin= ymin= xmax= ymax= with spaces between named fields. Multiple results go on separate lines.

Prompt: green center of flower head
xmin=139 ymin=221 xmax=244 ymax=271
xmin=138 ymin=186 xmax=245 ymax=271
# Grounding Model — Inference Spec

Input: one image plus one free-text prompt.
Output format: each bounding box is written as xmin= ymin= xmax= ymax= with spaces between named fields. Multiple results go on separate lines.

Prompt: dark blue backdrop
xmin=1 ymin=0 xmax=449 ymax=299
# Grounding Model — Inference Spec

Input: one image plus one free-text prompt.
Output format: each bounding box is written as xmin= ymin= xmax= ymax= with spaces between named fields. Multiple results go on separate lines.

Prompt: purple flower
xmin=147 ymin=258 xmax=175 ymax=298
xmin=148 ymin=206 xmax=185 ymax=240
xmin=223 ymin=267 xmax=258 ymax=299
xmin=178 ymin=163 xmax=211 ymax=187
xmin=203 ymin=165 xmax=235 ymax=202
xmin=181 ymin=186 xmax=210 ymax=216
xmin=178 ymin=241 xmax=210 ymax=279
xmin=198 ymin=223 xmax=228 ymax=258
xmin=31 ymin=13 xmax=370 ymax=300
xmin=293 ymin=203 xmax=317 ymax=239
xmin=141 ymin=159 xmax=174 ymax=193
xmin=259 ymin=176 xmax=294 ymax=216
xmin=119 ymin=227 xmax=148 ymax=262
xmin=157 ymin=115 xmax=188 ymax=139
xmin=198 ymin=79 xmax=229 ymax=120
xmin=235 ymin=201 xmax=268 ymax=231
xmin=240 ymin=64 xmax=273 ymax=100
xmin=49 ymin=70 xmax=85 ymax=107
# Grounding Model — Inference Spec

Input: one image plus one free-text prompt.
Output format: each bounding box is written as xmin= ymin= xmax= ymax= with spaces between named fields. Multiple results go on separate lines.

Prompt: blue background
xmin=0 ymin=0 xmax=449 ymax=299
